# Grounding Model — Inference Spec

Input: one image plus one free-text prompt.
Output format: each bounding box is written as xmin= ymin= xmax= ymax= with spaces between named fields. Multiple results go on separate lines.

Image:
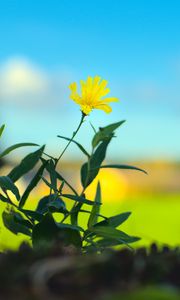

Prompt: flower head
xmin=69 ymin=76 xmax=119 ymax=115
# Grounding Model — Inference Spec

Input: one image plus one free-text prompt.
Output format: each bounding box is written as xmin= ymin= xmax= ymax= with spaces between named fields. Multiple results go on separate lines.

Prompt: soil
xmin=0 ymin=243 xmax=179 ymax=300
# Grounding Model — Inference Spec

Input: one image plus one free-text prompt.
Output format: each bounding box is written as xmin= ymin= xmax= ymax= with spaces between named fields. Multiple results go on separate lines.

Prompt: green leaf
xmin=36 ymin=194 xmax=57 ymax=214
xmin=81 ymin=138 xmax=111 ymax=188
xmin=99 ymin=164 xmax=147 ymax=175
xmin=89 ymin=122 xmax=96 ymax=134
xmin=85 ymin=238 xmax=123 ymax=251
xmin=55 ymin=171 xmax=78 ymax=195
xmin=62 ymin=194 xmax=96 ymax=206
xmin=36 ymin=194 xmax=67 ymax=215
xmin=92 ymin=120 xmax=125 ymax=148
xmin=45 ymin=160 xmax=57 ymax=192
xmin=2 ymin=210 xmax=31 ymax=236
xmin=20 ymin=209 xmax=43 ymax=222
xmin=0 ymin=124 xmax=5 ymax=138
xmin=14 ymin=213 xmax=33 ymax=229
xmin=41 ymin=176 xmax=54 ymax=190
xmin=95 ymin=238 xmax=123 ymax=248
xmin=94 ymin=212 xmax=131 ymax=228
xmin=47 ymin=198 xmax=68 ymax=214
xmin=0 ymin=143 xmax=39 ymax=159
xmin=19 ymin=162 xmax=47 ymax=208
xmin=8 ymin=146 xmax=45 ymax=182
xmin=90 ymin=226 xmax=140 ymax=245
xmin=59 ymin=180 xmax=65 ymax=193
xmin=32 ymin=213 xmax=60 ymax=247
xmin=88 ymin=182 xmax=102 ymax=229
xmin=32 ymin=213 xmax=82 ymax=248
xmin=70 ymin=202 xmax=83 ymax=226
xmin=57 ymin=135 xmax=90 ymax=157
xmin=0 ymin=193 xmax=11 ymax=204
xmin=56 ymin=223 xmax=84 ymax=232
xmin=0 ymin=176 xmax=20 ymax=200
xmin=56 ymin=223 xmax=82 ymax=248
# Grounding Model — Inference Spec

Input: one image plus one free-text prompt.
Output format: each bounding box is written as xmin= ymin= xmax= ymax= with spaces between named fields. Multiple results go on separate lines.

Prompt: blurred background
xmin=0 ymin=0 xmax=180 ymax=249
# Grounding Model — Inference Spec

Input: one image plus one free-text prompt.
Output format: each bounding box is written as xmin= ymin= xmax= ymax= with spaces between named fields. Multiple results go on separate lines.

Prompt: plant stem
xmin=58 ymin=174 xmax=78 ymax=196
xmin=56 ymin=112 xmax=86 ymax=166
xmin=70 ymin=148 xmax=93 ymax=225
xmin=50 ymin=112 xmax=85 ymax=198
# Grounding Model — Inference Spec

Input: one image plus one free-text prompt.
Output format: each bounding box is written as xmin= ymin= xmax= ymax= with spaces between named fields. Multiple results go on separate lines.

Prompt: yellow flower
xmin=69 ymin=76 xmax=119 ymax=115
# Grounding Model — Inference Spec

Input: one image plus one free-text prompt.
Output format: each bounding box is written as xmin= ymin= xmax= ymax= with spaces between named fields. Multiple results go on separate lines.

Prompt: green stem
xmin=51 ymin=112 xmax=85 ymax=197
xmin=62 ymin=209 xmax=107 ymax=224
xmin=70 ymin=148 xmax=93 ymax=225
xmin=58 ymin=173 xmax=78 ymax=196
xmin=56 ymin=112 xmax=86 ymax=166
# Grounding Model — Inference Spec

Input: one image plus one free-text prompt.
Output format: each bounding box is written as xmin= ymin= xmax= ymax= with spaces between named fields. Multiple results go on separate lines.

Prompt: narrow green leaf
xmin=57 ymin=135 xmax=90 ymax=157
xmin=0 ymin=176 xmax=20 ymax=200
xmin=20 ymin=209 xmax=43 ymax=222
xmin=81 ymin=138 xmax=111 ymax=188
xmin=85 ymin=238 xmax=123 ymax=251
xmin=90 ymin=139 xmax=111 ymax=168
xmin=2 ymin=210 xmax=31 ymax=236
xmin=0 ymin=193 xmax=11 ymax=204
xmin=14 ymin=213 xmax=33 ymax=229
xmin=0 ymin=124 xmax=5 ymax=138
xmin=99 ymin=164 xmax=147 ymax=174
xmin=95 ymin=238 xmax=123 ymax=248
xmin=36 ymin=193 xmax=67 ymax=215
xmin=0 ymin=143 xmax=38 ymax=159
xmin=19 ymin=162 xmax=47 ymax=208
xmin=91 ymin=226 xmax=140 ymax=245
xmin=56 ymin=223 xmax=84 ymax=232
xmin=45 ymin=160 xmax=57 ymax=192
xmin=88 ymin=182 xmax=102 ymax=229
xmin=59 ymin=180 xmax=65 ymax=193
xmin=56 ymin=171 xmax=78 ymax=196
xmin=47 ymin=198 xmax=68 ymax=214
xmin=41 ymin=176 xmax=54 ymax=190
xmin=62 ymin=194 xmax=96 ymax=206
xmin=70 ymin=202 xmax=83 ymax=226
xmin=36 ymin=194 xmax=57 ymax=214
xmin=89 ymin=122 xmax=97 ymax=134
xmin=94 ymin=212 xmax=131 ymax=228
xmin=92 ymin=120 xmax=125 ymax=148
xmin=8 ymin=146 xmax=45 ymax=182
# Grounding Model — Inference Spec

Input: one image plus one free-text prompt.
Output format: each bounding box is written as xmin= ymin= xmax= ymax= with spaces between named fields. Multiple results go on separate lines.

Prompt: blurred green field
xmin=104 ymin=193 xmax=180 ymax=248
xmin=0 ymin=193 xmax=179 ymax=250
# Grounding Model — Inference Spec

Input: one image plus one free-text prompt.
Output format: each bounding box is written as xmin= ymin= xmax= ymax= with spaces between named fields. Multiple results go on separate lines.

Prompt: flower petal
xmin=69 ymin=82 xmax=77 ymax=93
xmin=99 ymin=79 xmax=108 ymax=90
xmin=95 ymin=103 xmax=112 ymax=113
xmin=93 ymin=76 xmax=101 ymax=86
xmin=98 ymin=88 xmax=110 ymax=98
xmin=103 ymin=97 xmax=119 ymax=103
xmin=86 ymin=76 xmax=93 ymax=90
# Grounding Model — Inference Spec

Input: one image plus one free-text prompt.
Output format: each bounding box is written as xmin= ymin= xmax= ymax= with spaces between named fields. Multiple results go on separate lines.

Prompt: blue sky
xmin=0 ymin=0 xmax=180 ymax=161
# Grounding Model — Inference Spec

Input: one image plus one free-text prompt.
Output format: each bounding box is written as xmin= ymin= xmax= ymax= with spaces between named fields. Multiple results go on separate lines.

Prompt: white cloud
xmin=0 ymin=57 xmax=75 ymax=110
xmin=0 ymin=57 xmax=49 ymax=101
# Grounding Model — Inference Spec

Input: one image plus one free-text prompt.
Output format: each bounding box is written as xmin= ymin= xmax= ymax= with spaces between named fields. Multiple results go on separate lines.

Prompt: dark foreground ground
xmin=0 ymin=243 xmax=179 ymax=300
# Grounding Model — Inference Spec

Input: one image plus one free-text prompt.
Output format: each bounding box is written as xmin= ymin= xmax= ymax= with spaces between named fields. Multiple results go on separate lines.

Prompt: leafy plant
xmin=0 ymin=76 xmax=147 ymax=252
